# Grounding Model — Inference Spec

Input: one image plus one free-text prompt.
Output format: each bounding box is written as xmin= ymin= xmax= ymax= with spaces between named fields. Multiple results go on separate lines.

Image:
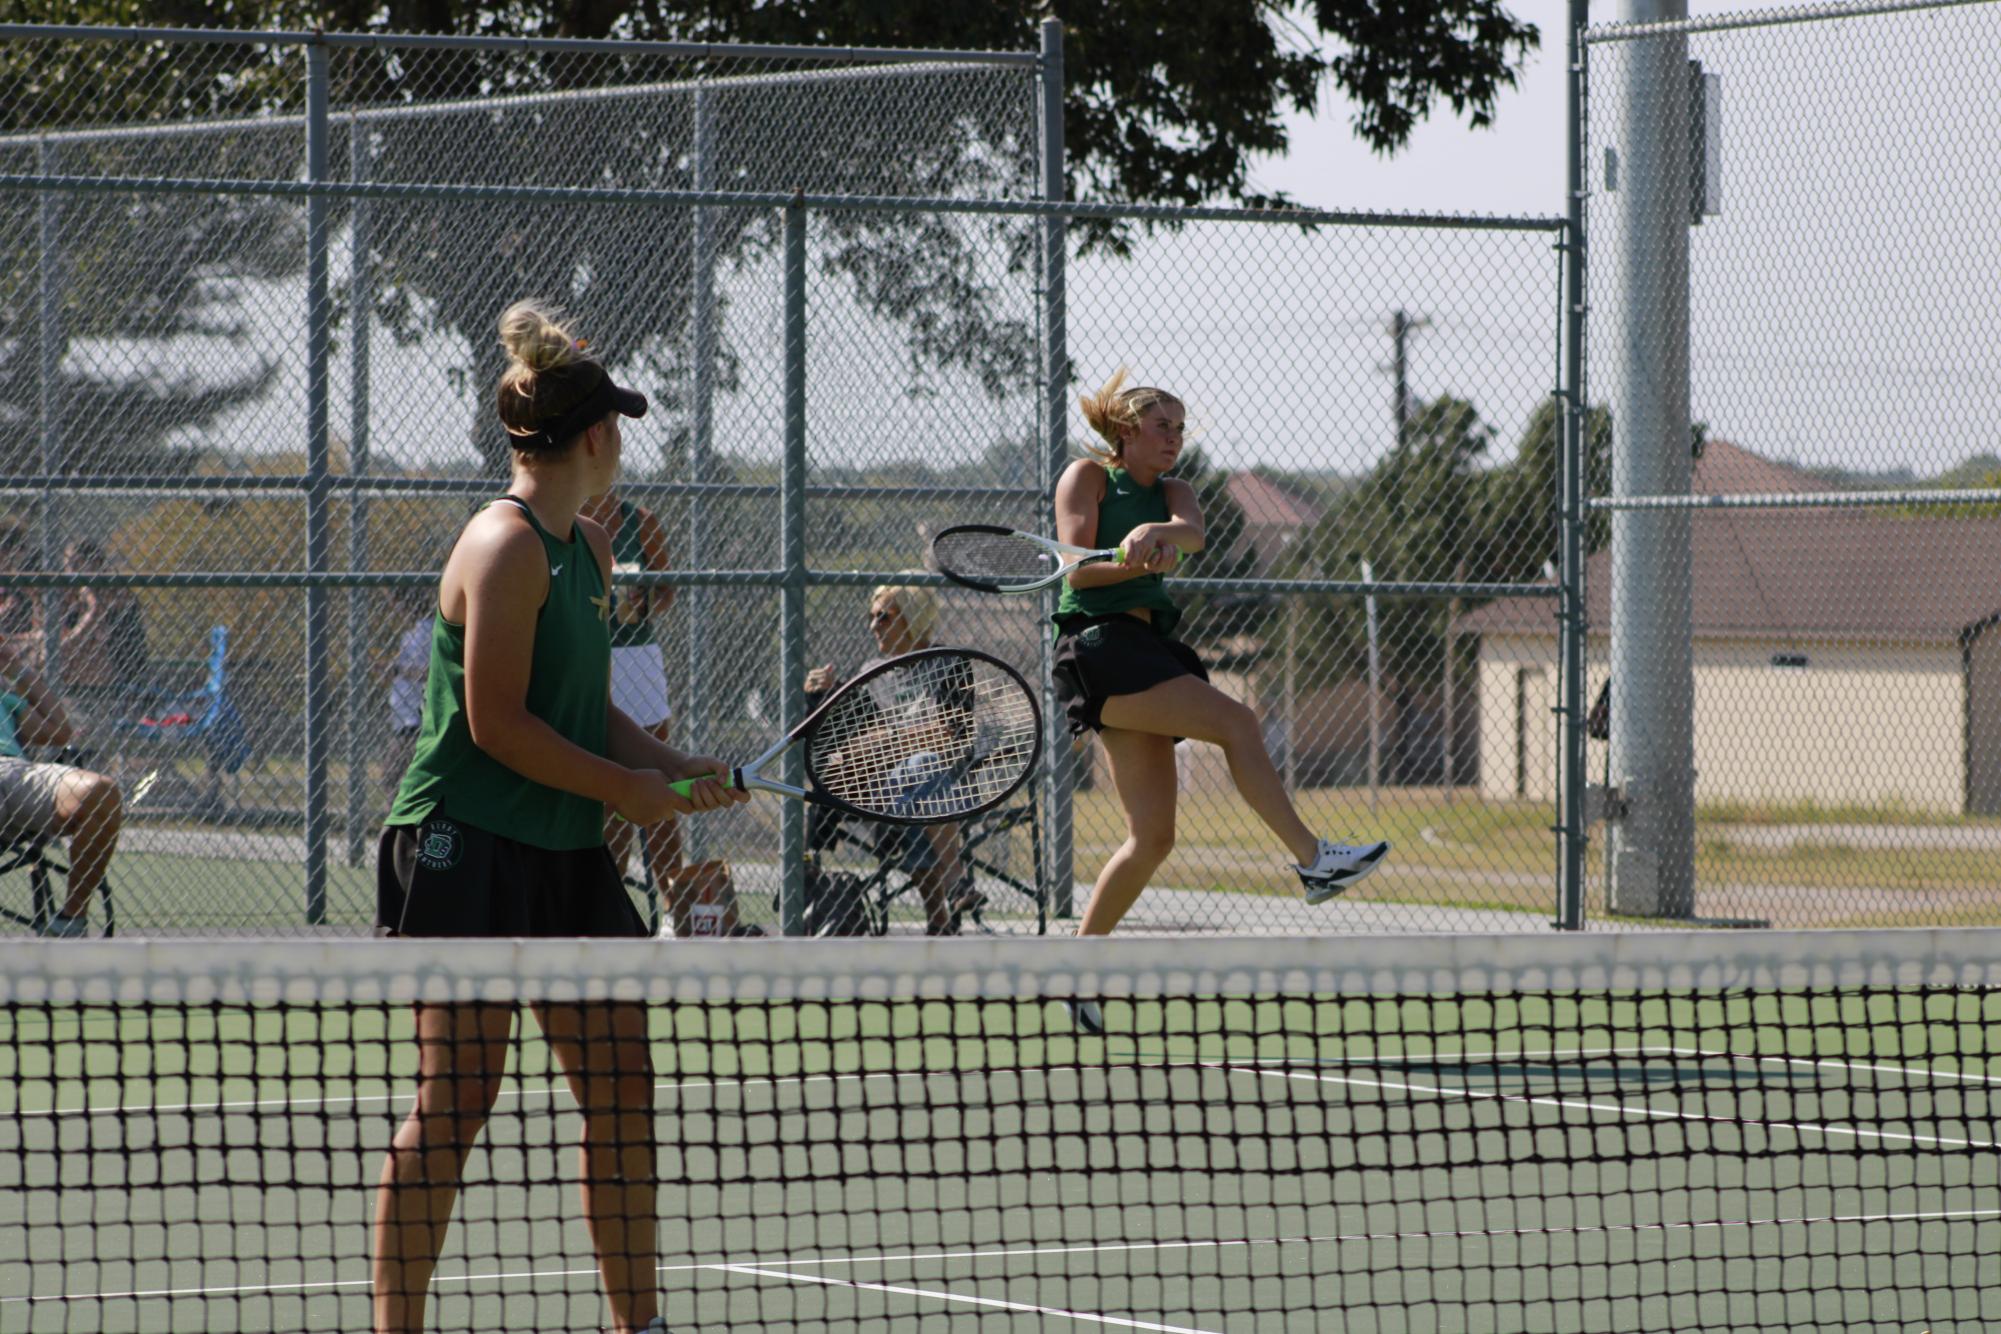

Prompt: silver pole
xmin=1605 ymin=0 xmax=1695 ymax=918
xmin=1283 ymin=594 xmax=1297 ymax=791
xmin=303 ymin=42 xmax=332 ymax=923
xmin=1036 ymin=17 xmax=1073 ymax=923
xmin=682 ymin=84 xmax=716 ymax=866
xmin=778 ymin=199 xmax=809 ymax=936
xmin=1557 ymin=0 xmax=1592 ymax=929
xmin=343 ymin=117 xmax=374 ymax=867
xmin=1361 ymin=559 xmax=1381 ymax=816
xmin=35 ymin=139 xmax=63 ymax=681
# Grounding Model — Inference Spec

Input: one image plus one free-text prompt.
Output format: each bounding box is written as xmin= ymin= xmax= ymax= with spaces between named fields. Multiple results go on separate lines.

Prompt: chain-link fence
xmin=1574 ymin=0 xmax=2001 ymax=930
xmin=1 ymin=22 xmax=1577 ymax=939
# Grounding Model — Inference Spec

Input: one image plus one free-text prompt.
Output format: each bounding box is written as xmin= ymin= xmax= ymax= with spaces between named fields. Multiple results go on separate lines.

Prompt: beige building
xmin=1457 ymin=442 xmax=2001 ymax=816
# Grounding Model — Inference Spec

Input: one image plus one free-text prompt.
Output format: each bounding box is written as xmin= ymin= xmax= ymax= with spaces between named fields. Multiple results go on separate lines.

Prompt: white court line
xmin=1680 ymin=1046 xmax=2001 ymax=1087
xmin=16 ymin=1040 xmax=1988 ymax=1121
xmin=11 ymin=1206 xmax=2001 ymax=1309
xmin=9 ymin=1072 xmax=944 ymax=1120
xmin=714 ymin=1263 xmax=1224 ymax=1333
xmin=1226 ymin=1062 xmax=2001 ymax=1151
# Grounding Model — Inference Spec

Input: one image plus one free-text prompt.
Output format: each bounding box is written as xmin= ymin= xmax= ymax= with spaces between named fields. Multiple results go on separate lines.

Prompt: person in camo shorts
xmin=371 ymin=299 xmax=745 ymax=1334
xmin=0 ymin=638 xmax=124 ymax=937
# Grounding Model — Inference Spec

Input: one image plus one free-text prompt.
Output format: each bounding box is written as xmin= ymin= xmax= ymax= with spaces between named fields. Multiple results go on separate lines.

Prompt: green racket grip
xmin=668 ymin=769 xmax=745 ymax=798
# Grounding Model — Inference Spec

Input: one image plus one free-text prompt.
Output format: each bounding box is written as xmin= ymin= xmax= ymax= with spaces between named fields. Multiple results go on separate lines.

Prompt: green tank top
xmin=608 ymin=499 xmax=658 ymax=649
xmin=387 ymin=496 xmax=613 ymax=850
xmin=1054 ymin=464 xmax=1181 ymax=635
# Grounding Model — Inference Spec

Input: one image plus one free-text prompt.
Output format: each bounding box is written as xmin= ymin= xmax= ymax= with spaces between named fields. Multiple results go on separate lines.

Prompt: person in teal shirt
xmin=0 ymin=639 xmax=124 ymax=937
xmin=372 ymin=300 xmax=746 ymax=1334
xmin=1050 ymin=371 xmax=1390 ymax=999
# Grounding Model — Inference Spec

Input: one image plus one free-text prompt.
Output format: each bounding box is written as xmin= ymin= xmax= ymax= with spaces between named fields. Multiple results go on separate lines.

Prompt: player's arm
xmin=1122 ymin=477 xmax=1206 ymax=573
xmin=606 ymin=707 xmax=741 ymax=799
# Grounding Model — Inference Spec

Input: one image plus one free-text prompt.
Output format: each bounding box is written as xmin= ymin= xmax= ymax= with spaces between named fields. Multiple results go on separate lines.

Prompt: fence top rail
xmin=1588 ymin=486 xmax=2001 ymax=512
xmin=0 ymin=569 xmax=1560 ymax=598
xmin=1583 ymin=0 xmax=1995 ymax=44
xmin=0 ymin=22 xmax=1042 ymax=66
xmin=0 ymin=169 xmax=1567 ymax=233
xmin=0 ymin=60 xmax=1018 ymax=151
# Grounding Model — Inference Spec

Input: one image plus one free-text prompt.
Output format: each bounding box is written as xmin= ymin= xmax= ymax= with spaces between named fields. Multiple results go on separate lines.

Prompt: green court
xmin=5 ymin=935 xmax=1998 ymax=1332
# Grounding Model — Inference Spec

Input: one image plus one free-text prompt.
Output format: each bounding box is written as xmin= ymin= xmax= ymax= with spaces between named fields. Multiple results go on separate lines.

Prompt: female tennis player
xmin=1053 ymin=372 xmax=1390 ymax=955
xmin=372 ymin=300 xmax=744 ymax=1334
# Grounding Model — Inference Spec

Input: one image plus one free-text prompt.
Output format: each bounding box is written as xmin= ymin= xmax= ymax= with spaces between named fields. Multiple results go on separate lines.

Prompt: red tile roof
xmin=1456 ymin=440 xmax=2001 ymax=642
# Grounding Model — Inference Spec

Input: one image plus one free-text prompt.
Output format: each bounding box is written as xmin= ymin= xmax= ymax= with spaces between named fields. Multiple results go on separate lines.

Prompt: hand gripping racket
xmin=932 ymin=524 xmax=1126 ymax=595
xmin=668 ymin=647 xmax=1041 ymax=825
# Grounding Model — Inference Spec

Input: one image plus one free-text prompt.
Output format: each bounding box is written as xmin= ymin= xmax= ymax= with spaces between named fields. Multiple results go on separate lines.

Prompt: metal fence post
xmin=35 ymin=138 xmax=63 ymax=678
xmin=1605 ymin=1 xmax=1695 ymax=919
xmin=1556 ymin=0 xmax=1591 ymax=930
xmin=303 ymin=41 xmax=331 ymax=923
xmin=682 ymin=84 xmax=717 ymax=866
xmin=1036 ymin=17 xmax=1074 ymax=922
xmin=343 ymin=114 xmax=374 ymax=868
xmin=778 ymin=197 xmax=808 ymax=936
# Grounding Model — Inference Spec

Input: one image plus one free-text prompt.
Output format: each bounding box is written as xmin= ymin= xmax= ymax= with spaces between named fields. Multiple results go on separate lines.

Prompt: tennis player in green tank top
xmin=1051 ymin=371 xmax=1390 ymax=977
xmin=372 ymin=301 xmax=745 ymax=1334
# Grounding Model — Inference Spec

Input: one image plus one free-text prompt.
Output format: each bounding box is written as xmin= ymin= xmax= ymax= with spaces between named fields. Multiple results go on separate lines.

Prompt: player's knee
xmin=1129 ymin=825 xmax=1175 ymax=866
xmin=1216 ymin=699 xmax=1262 ymax=748
xmin=415 ymin=1080 xmax=501 ymax=1141
xmin=66 ymin=772 xmax=122 ymax=835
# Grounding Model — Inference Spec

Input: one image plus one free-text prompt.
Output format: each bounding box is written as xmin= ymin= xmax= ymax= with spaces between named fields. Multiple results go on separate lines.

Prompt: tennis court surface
xmin=4 ymin=930 xmax=1999 ymax=1332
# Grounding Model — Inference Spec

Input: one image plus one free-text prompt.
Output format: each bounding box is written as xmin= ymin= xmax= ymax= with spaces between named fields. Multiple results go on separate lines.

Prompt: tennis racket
xmin=932 ymin=524 xmax=1126 ymax=595
xmin=667 ymin=647 xmax=1041 ymax=825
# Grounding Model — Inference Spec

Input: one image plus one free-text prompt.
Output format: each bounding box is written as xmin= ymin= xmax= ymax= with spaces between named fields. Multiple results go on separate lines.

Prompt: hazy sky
xmin=1241 ymin=0 xmax=2001 ymax=482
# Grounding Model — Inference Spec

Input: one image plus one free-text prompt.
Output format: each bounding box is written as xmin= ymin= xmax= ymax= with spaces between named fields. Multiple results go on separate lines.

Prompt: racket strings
xmin=808 ymin=658 xmax=1039 ymax=820
xmin=933 ymin=530 xmax=1057 ymax=584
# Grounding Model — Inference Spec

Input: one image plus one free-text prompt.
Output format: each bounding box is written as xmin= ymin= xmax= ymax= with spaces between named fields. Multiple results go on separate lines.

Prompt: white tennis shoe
xmin=1296 ymin=838 xmax=1390 ymax=904
xmin=36 ymin=911 xmax=88 ymax=939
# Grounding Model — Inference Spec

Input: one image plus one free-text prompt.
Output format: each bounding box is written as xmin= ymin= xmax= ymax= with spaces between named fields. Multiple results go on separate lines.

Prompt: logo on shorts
xmin=416 ymin=818 xmax=464 ymax=872
xmin=1079 ymin=625 xmax=1105 ymax=649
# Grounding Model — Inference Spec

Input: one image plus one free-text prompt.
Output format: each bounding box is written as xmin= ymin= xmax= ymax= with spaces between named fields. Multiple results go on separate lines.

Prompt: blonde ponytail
xmin=1077 ymin=369 xmax=1183 ymax=463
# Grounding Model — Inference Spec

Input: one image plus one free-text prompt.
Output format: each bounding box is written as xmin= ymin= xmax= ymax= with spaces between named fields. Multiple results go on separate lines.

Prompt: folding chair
xmin=109 ymin=624 xmax=251 ymax=817
xmin=803 ymin=788 xmax=1046 ymax=936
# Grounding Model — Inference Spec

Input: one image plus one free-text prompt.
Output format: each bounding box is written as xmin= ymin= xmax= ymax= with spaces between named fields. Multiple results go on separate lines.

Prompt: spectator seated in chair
xmin=0 ymin=640 xmax=123 ymax=937
xmin=802 ymin=580 xmax=984 ymax=935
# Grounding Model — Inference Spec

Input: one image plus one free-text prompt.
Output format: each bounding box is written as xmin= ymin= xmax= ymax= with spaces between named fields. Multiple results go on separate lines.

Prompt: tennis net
xmin=3 ymin=930 xmax=1999 ymax=1332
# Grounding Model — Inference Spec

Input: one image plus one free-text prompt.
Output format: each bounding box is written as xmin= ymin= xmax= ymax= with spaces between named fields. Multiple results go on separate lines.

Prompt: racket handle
xmin=668 ymin=769 xmax=744 ymax=798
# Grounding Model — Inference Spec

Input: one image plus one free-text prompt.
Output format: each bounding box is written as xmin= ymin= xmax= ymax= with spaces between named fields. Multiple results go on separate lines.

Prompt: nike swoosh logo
xmin=551 ymin=564 xmax=563 ymax=577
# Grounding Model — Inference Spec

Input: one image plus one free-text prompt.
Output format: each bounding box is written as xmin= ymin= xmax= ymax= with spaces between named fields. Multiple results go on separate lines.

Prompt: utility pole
xmin=1387 ymin=309 xmax=1432 ymax=449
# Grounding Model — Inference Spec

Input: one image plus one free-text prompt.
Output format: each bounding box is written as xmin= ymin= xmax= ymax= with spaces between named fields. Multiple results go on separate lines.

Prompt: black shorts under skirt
xmin=376 ymin=817 xmax=646 ymax=938
xmin=1051 ymin=614 xmax=1211 ymax=738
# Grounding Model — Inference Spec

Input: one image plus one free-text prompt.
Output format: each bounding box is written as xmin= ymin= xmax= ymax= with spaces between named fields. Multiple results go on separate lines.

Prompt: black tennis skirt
xmin=1051 ymin=613 xmax=1210 ymax=737
xmin=375 ymin=816 xmax=645 ymax=938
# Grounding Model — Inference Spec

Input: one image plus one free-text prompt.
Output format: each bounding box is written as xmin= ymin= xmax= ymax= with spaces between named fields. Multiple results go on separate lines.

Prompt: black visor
xmin=507 ymin=364 xmax=647 ymax=452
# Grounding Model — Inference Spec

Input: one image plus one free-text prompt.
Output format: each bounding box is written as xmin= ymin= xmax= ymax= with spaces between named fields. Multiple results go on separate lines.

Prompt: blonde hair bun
xmin=498 ymin=300 xmax=585 ymax=374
